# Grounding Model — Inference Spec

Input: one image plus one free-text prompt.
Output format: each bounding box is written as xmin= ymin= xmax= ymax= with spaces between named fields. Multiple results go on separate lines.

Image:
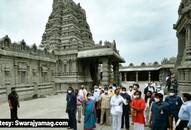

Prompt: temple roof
xmin=77 ymin=48 xmax=125 ymax=63
xmin=119 ymin=66 xmax=161 ymax=72
xmin=120 ymin=63 xmax=174 ymax=72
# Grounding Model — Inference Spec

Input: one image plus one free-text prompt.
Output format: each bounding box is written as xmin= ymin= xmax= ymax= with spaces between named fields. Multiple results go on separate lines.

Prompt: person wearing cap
xmin=165 ymin=89 xmax=183 ymax=130
xmin=176 ymin=93 xmax=191 ymax=130
xmin=8 ymin=87 xmax=20 ymax=119
xmin=149 ymin=93 xmax=170 ymax=130
xmin=66 ymin=87 xmax=77 ymax=130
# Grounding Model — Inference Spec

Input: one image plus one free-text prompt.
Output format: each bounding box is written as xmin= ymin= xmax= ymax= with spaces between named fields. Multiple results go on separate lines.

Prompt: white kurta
xmin=110 ymin=95 xmax=127 ymax=130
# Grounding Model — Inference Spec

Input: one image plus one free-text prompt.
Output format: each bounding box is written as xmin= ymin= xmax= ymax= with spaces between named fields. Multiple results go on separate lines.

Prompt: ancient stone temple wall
xmin=0 ymin=0 xmax=124 ymax=100
xmin=0 ymin=35 xmax=56 ymax=102
xmin=174 ymin=0 xmax=191 ymax=93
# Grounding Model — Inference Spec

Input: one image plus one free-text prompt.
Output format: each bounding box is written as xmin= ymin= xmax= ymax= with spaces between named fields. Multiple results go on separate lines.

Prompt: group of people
xmin=66 ymin=80 xmax=191 ymax=130
xmin=7 ymin=77 xmax=191 ymax=130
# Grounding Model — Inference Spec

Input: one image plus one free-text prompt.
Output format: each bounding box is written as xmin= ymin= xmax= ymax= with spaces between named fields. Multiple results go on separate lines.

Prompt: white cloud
xmin=0 ymin=0 xmax=181 ymax=64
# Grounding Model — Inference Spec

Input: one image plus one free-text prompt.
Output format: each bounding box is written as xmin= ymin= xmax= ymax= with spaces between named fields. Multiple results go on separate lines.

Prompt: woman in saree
xmin=84 ymin=93 xmax=96 ymax=130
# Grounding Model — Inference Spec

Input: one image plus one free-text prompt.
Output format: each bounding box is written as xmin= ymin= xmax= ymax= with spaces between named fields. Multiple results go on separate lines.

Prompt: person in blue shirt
xmin=66 ymin=87 xmax=77 ymax=130
xmin=149 ymin=93 xmax=170 ymax=130
xmin=176 ymin=93 xmax=191 ymax=130
xmin=165 ymin=89 xmax=183 ymax=130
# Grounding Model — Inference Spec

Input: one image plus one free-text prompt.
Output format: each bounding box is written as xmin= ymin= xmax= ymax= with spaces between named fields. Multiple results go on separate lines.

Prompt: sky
xmin=0 ymin=0 xmax=181 ymax=65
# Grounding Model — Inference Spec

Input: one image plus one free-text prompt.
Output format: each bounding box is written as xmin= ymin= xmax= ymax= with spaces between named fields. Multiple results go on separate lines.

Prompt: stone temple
xmin=174 ymin=0 xmax=191 ymax=93
xmin=0 ymin=0 xmax=124 ymax=102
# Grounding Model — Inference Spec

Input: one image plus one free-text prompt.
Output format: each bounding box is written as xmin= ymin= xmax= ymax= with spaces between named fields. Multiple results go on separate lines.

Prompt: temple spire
xmin=53 ymin=0 xmax=63 ymax=10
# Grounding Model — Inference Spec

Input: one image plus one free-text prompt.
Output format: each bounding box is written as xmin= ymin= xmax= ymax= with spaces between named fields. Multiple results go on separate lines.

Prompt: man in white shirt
xmin=93 ymin=85 xmax=101 ymax=101
xmin=110 ymin=88 xmax=127 ymax=130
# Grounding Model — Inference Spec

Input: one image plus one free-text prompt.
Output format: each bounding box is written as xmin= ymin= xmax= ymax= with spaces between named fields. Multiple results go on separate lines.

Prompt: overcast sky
xmin=0 ymin=0 xmax=181 ymax=65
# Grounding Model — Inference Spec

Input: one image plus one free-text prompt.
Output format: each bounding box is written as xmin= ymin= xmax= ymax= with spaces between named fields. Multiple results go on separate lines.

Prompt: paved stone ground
xmin=0 ymin=94 xmax=150 ymax=130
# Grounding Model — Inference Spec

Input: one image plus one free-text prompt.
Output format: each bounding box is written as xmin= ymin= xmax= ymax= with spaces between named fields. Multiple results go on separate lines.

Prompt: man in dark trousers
xmin=165 ymin=89 xmax=183 ymax=130
xmin=8 ymin=87 xmax=20 ymax=120
xmin=66 ymin=86 xmax=77 ymax=130
xmin=120 ymin=87 xmax=131 ymax=130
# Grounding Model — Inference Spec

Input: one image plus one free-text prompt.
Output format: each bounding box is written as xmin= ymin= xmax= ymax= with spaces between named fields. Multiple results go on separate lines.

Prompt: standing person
xmin=165 ymin=89 xmax=183 ymax=130
xmin=155 ymin=82 xmax=161 ymax=93
xmin=127 ymin=86 xmax=134 ymax=98
xmin=66 ymin=87 xmax=77 ymax=130
xmin=100 ymin=88 xmax=111 ymax=125
xmin=131 ymin=91 xmax=145 ymax=130
xmin=120 ymin=87 xmax=131 ymax=130
xmin=93 ymin=85 xmax=101 ymax=123
xmin=176 ymin=93 xmax=191 ymax=130
xmin=93 ymin=85 xmax=101 ymax=101
xmin=84 ymin=93 xmax=96 ymax=130
xmin=133 ymin=83 xmax=140 ymax=92
xmin=144 ymin=82 xmax=155 ymax=95
xmin=166 ymin=74 xmax=171 ymax=92
xmin=76 ymin=89 xmax=83 ymax=123
xmin=149 ymin=93 xmax=170 ymax=130
xmin=110 ymin=88 xmax=127 ymax=130
xmin=95 ymin=89 xmax=103 ymax=124
xmin=144 ymin=91 xmax=152 ymax=127
xmin=8 ymin=87 xmax=20 ymax=120
xmin=170 ymin=74 xmax=178 ymax=94
xmin=109 ymin=86 xmax=114 ymax=96
xmin=79 ymin=85 xmax=87 ymax=100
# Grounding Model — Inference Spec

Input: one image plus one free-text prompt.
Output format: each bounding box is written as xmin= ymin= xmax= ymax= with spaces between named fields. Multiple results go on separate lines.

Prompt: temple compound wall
xmin=0 ymin=36 xmax=56 ymax=102
xmin=174 ymin=0 xmax=191 ymax=93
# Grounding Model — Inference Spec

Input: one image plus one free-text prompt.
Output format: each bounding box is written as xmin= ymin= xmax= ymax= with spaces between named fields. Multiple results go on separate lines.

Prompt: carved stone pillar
xmin=184 ymin=69 xmax=189 ymax=81
xmin=113 ymin=63 xmax=119 ymax=85
xmin=136 ymin=72 xmax=138 ymax=82
xmin=115 ymin=64 xmax=119 ymax=85
xmin=33 ymin=82 xmax=38 ymax=97
xmin=181 ymin=70 xmax=185 ymax=81
xmin=124 ymin=72 xmax=127 ymax=81
xmin=119 ymin=72 xmax=122 ymax=84
xmin=185 ymin=23 xmax=191 ymax=60
xmin=148 ymin=71 xmax=151 ymax=82
xmin=187 ymin=24 xmax=191 ymax=46
xmin=101 ymin=58 xmax=109 ymax=85
xmin=178 ymin=71 xmax=182 ymax=81
xmin=176 ymin=33 xmax=185 ymax=66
